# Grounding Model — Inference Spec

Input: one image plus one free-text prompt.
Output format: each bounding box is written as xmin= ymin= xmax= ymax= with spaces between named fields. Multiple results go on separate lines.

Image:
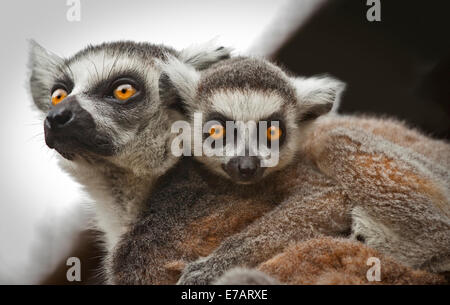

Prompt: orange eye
xmin=209 ymin=124 xmax=225 ymax=140
xmin=114 ymin=84 xmax=137 ymax=101
xmin=267 ymin=126 xmax=282 ymax=141
xmin=51 ymin=88 xmax=68 ymax=106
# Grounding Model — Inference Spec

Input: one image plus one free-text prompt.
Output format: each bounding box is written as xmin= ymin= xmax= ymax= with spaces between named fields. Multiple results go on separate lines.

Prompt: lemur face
xmin=160 ymin=57 xmax=345 ymax=184
xmin=29 ymin=41 xmax=176 ymax=170
xmin=194 ymin=89 xmax=297 ymax=183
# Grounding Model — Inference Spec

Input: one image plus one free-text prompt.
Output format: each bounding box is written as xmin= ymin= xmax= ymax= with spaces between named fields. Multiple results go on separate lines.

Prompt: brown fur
xmin=300 ymin=115 xmax=450 ymax=271
xmin=111 ymin=156 xmax=350 ymax=284
xmin=175 ymin=115 xmax=449 ymax=284
xmin=258 ymin=237 xmax=445 ymax=285
xmin=181 ymin=199 xmax=275 ymax=257
xmin=111 ymin=117 xmax=449 ymax=285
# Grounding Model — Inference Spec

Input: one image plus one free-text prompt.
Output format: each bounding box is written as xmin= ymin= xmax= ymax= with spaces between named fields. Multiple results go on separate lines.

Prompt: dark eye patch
xmin=87 ymin=70 xmax=146 ymax=105
xmin=51 ymin=75 xmax=74 ymax=96
xmin=205 ymin=112 xmax=231 ymax=125
xmin=204 ymin=112 xmax=233 ymax=148
xmin=258 ymin=112 xmax=287 ymax=147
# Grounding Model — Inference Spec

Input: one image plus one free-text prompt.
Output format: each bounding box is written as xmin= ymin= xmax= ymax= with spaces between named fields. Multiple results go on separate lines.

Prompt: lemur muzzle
xmin=44 ymin=97 xmax=114 ymax=157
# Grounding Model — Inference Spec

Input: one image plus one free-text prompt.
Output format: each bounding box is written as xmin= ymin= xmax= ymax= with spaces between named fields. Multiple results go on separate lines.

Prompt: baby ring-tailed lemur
xmin=159 ymin=56 xmax=346 ymax=183
xmin=28 ymin=40 xmax=231 ymax=257
xmin=110 ymin=56 xmax=351 ymax=284
xmin=161 ymin=56 xmax=449 ymax=284
xmin=110 ymin=56 xmax=449 ymax=284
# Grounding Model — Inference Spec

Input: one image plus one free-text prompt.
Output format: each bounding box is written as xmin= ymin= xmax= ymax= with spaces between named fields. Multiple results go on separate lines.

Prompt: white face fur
xmin=160 ymin=57 xmax=346 ymax=184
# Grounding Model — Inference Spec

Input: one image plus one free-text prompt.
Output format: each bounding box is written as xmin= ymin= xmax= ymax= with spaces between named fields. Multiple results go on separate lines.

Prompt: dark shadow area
xmin=40 ymin=230 xmax=104 ymax=285
xmin=273 ymin=0 xmax=450 ymax=138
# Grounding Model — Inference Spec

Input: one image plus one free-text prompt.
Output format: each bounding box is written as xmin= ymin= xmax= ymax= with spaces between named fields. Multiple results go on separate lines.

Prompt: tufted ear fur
xmin=28 ymin=40 xmax=64 ymax=112
xmin=178 ymin=40 xmax=232 ymax=71
xmin=159 ymin=41 xmax=231 ymax=116
xmin=291 ymin=76 xmax=346 ymax=122
xmin=158 ymin=56 xmax=201 ymax=116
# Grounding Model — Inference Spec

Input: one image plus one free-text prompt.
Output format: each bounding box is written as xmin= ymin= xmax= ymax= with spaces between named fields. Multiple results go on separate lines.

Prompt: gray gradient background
xmin=0 ymin=0 xmax=310 ymax=284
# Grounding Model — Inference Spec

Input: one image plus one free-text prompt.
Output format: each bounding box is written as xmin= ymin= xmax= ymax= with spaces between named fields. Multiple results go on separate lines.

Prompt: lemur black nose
xmin=223 ymin=156 xmax=264 ymax=182
xmin=45 ymin=106 xmax=74 ymax=129
xmin=238 ymin=156 xmax=259 ymax=178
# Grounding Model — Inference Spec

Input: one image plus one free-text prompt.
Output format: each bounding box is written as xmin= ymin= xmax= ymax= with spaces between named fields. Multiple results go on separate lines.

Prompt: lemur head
xmin=28 ymin=40 xmax=230 ymax=177
xmin=160 ymin=57 xmax=345 ymax=183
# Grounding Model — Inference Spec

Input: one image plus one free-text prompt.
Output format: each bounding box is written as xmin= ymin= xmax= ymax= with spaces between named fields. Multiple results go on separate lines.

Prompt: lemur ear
xmin=28 ymin=40 xmax=64 ymax=112
xmin=160 ymin=41 xmax=231 ymax=115
xmin=178 ymin=40 xmax=232 ymax=70
xmin=291 ymin=76 xmax=346 ymax=122
xmin=159 ymin=56 xmax=201 ymax=115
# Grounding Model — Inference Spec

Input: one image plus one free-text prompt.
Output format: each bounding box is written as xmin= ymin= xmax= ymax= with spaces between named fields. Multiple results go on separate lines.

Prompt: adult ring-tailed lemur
xmin=28 ymin=40 xmax=231 ymax=259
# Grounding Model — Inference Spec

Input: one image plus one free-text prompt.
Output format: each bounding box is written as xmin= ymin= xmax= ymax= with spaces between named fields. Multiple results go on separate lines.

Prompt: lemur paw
xmin=177 ymin=257 xmax=219 ymax=285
